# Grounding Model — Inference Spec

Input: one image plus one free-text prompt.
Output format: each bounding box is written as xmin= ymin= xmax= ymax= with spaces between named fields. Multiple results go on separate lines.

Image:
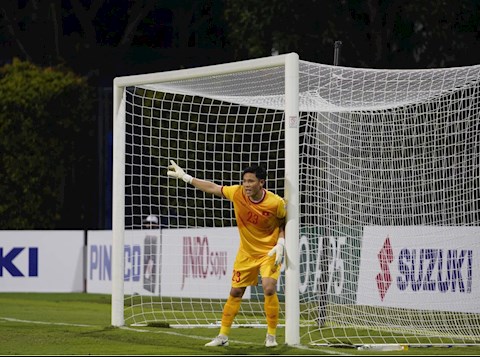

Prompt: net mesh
xmin=120 ymin=59 xmax=480 ymax=345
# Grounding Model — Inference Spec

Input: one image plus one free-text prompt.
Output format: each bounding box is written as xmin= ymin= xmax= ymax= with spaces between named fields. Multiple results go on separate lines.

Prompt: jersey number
xmin=246 ymin=211 xmax=259 ymax=224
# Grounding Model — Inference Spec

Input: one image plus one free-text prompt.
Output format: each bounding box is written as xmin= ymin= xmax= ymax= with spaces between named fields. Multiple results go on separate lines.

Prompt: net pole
xmin=333 ymin=40 xmax=342 ymax=66
xmin=111 ymin=85 xmax=126 ymax=327
xmin=284 ymin=52 xmax=300 ymax=345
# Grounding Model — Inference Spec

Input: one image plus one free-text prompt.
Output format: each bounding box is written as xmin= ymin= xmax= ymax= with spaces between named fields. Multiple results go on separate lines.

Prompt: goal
xmin=112 ymin=53 xmax=480 ymax=347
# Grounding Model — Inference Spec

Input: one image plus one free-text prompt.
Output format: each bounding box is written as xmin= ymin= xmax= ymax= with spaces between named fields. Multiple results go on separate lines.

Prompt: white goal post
xmin=112 ymin=53 xmax=300 ymax=344
xmin=112 ymin=52 xmax=480 ymax=348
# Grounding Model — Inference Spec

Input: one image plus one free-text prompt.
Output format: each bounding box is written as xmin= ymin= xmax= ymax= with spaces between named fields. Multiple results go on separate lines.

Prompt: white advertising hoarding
xmin=357 ymin=226 xmax=480 ymax=313
xmin=87 ymin=230 xmax=155 ymax=295
xmin=160 ymin=227 xmax=249 ymax=299
xmin=87 ymin=227 xmax=247 ymax=298
xmin=0 ymin=230 xmax=84 ymax=292
xmin=87 ymin=230 xmax=113 ymax=294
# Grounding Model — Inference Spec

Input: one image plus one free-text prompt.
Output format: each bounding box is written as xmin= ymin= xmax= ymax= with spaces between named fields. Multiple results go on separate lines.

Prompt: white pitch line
xmin=0 ymin=316 xmax=93 ymax=327
xmin=0 ymin=317 xmax=351 ymax=355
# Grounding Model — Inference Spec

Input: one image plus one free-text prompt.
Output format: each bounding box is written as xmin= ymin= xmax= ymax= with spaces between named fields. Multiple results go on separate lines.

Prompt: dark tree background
xmin=0 ymin=59 xmax=95 ymax=229
xmin=0 ymin=1 xmax=233 ymax=84
xmin=3 ymin=1 xmax=479 ymax=78
xmin=0 ymin=0 xmax=479 ymax=229
xmin=224 ymin=0 xmax=480 ymax=68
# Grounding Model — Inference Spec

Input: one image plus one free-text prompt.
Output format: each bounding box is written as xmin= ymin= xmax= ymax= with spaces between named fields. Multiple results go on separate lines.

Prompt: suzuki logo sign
xmin=0 ymin=247 xmax=39 ymax=277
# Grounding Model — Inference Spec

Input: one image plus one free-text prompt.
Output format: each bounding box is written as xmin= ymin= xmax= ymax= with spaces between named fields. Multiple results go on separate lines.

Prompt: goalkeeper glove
xmin=167 ymin=160 xmax=193 ymax=184
xmin=268 ymin=238 xmax=285 ymax=265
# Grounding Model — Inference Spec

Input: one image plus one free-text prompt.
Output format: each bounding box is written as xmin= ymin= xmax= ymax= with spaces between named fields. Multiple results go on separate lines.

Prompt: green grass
xmin=0 ymin=292 xmax=479 ymax=355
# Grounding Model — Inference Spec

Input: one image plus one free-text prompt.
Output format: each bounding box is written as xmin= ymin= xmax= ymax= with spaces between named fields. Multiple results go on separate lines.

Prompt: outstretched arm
xmin=167 ymin=160 xmax=223 ymax=197
xmin=190 ymin=177 xmax=223 ymax=197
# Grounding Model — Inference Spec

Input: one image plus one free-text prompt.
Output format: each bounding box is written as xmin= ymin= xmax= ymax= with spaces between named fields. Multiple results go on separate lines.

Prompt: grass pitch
xmin=0 ymin=292 xmax=479 ymax=355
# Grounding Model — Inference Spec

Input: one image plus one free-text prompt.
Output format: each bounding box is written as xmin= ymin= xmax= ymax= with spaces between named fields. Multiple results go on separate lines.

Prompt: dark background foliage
xmin=1 ymin=0 xmax=479 ymax=229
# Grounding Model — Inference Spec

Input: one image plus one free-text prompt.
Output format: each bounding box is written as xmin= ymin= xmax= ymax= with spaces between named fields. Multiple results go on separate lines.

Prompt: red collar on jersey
xmin=248 ymin=188 xmax=266 ymax=204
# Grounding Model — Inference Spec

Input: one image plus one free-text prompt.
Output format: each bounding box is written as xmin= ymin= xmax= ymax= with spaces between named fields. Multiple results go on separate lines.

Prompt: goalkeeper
xmin=167 ymin=160 xmax=286 ymax=348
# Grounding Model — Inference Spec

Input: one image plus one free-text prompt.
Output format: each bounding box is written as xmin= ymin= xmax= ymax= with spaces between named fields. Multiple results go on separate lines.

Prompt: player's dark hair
xmin=242 ymin=165 xmax=267 ymax=180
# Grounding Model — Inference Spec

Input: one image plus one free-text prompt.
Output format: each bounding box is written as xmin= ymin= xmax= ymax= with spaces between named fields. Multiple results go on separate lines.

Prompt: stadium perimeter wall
xmin=0 ymin=229 xmax=239 ymax=295
xmin=0 ymin=228 xmax=477 ymax=311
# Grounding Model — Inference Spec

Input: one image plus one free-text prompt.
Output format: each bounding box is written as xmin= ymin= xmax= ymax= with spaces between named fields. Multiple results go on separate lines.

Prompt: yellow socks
xmin=217 ymin=294 xmax=279 ymax=337
xmin=264 ymin=293 xmax=279 ymax=336
xmin=219 ymin=295 xmax=242 ymax=336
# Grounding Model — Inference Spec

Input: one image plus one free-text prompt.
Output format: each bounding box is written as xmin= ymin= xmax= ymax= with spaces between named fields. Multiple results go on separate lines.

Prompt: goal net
xmin=112 ymin=53 xmax=480 ymax=347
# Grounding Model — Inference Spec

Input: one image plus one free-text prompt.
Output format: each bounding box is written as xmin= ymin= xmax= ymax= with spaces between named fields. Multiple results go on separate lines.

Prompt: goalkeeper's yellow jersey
xmin=221 ymin=185 xmax=286 ymax=258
